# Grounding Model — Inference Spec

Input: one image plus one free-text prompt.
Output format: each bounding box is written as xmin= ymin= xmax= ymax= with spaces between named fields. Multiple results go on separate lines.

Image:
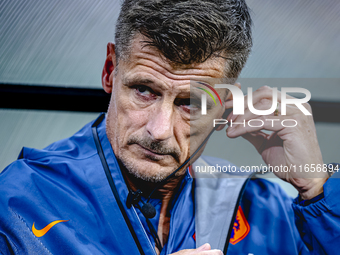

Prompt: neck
xmin=119 ymin=161 xmax=188 ymax=252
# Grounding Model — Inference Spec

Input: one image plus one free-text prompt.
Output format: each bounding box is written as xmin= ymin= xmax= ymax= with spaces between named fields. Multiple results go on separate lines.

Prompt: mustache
xmin=127 ymin=136 xmax=181 ymax=162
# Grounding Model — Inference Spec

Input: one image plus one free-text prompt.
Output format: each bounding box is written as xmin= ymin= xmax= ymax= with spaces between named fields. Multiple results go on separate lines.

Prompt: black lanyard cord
xmin=135 ymin=203 xmax=163 ymax=252
xmin=91 ymin=113 xmax=145 ymax=255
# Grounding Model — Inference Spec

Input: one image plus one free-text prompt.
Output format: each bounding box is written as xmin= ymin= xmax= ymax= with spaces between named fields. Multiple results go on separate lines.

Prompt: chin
xmin=120 ymin=156 xmax=177 ymax=183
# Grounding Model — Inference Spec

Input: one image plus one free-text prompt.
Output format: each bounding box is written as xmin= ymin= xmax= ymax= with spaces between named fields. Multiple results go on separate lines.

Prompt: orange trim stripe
xmin=32 ymin=220 xmax=69 ymax=237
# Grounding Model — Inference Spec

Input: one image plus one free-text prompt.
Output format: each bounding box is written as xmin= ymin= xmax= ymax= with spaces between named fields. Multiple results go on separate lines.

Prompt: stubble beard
xmin=117 ymin=152 xmax=179 ymax=183
xmin=106 ymin=114 xmax=181 ymax=183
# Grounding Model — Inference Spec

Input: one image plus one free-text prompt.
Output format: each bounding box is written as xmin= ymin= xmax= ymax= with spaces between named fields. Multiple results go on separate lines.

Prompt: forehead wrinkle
xmin=133 ymin=51 xmax=224 ymax=80
xmin=129 ymin=57 xmax=224 ymax=92
xmin=122 ymin=69 xmax=171 ymax=91
xmin=123 ymin=66 xmax=190 ymax=95
xmin=124 ymin=57 xmax=196 ymax=88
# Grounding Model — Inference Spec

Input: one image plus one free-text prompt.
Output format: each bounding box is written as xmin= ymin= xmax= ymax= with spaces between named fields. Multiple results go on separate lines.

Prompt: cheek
xmin=187 ymin=109 xmax=221 ymax=156
xmin=173 ymin=118 xmax=191 ymax=159
xmin=113 ymin=92 xmax=151 ymax=137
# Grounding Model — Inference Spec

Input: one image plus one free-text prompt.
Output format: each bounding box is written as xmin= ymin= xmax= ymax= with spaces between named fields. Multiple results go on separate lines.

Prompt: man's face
xmin=104 ymin=35 xmax=227 ymax=182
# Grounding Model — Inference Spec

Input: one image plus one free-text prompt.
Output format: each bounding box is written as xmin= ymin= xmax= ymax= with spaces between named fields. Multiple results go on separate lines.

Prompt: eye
xmin=136 ymin=85 xmax=151 ymax=95
xmin=133 ymin=85 xmax=157 ymax=101
xmin=174 ymin=98 xmax=201 ymax=114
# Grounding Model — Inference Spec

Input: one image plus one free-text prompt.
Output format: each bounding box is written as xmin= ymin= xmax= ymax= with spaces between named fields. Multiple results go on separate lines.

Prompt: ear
xmin=102 ymin=42 xmax=117 ymax=94
xmin=215 ymin=82 xmax=241 ymax=131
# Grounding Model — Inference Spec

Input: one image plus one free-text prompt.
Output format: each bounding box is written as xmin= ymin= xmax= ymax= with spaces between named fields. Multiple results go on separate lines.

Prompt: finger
xmin=234 ymin=97 xmax=305 ymax=136
xmin=227 ymin=115 xmax=289 ymax=138
xmin=196 ymin=243 xmax=211 ymax=252
xmin=234 ymin=97 xmax=302 ymax=121
xmin=242 ymin=86 xmax=280 ymax=113
xmin=251 ymin=86 xmax=281 ymax=103
xmin=245 ymin=86 xmax=310 ymax=114
xmin=198 ymin=250 xmax=223 ymax=255
xmin=170 ymin=243 xmax=217 ymax=255
xmin=242 ymin=131 xmax=284 ymax=154
xmin=227 ymin=91 xmax=280 ymax=124
xmin=228 ymin=98 xmax=278 ymax=122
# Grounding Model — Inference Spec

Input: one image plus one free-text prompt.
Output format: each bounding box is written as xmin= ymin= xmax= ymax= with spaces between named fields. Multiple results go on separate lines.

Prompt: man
xmin=0 ymin=0 xmax=339 ymax=254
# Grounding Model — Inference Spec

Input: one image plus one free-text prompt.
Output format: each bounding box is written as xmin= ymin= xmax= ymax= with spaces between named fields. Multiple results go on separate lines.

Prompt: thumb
xmin=195 ymin=243 xmax=211 ymax=252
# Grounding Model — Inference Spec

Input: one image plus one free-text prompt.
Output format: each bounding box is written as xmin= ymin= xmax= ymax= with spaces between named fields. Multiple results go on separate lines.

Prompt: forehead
xmin=117 ymin=34 xmax=226 ymax=89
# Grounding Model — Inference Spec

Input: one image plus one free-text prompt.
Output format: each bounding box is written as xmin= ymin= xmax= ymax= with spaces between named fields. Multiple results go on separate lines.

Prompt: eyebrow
xmin=122 ymin=75 xmax=156 ymax=86
xmin=122 ymin=75 xmax=217 ymax=106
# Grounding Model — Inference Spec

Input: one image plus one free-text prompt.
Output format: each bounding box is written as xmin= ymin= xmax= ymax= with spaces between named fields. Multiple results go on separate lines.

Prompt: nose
xmin=146 ymin=102 xmax=174 ymax=141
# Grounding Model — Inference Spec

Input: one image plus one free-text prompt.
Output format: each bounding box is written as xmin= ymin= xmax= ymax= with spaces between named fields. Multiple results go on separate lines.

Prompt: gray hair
xmin=115 ymin=0 xmax=252 ymax=78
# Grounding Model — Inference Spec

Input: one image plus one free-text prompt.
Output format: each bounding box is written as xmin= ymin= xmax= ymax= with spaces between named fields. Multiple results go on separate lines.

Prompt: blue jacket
xmin=0 ymin=115 xmax=340 ymax=254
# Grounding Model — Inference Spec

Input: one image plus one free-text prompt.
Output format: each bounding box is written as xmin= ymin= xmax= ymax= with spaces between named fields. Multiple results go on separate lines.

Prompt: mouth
xmin=135 ymin=144 xmax=170 ymax=161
